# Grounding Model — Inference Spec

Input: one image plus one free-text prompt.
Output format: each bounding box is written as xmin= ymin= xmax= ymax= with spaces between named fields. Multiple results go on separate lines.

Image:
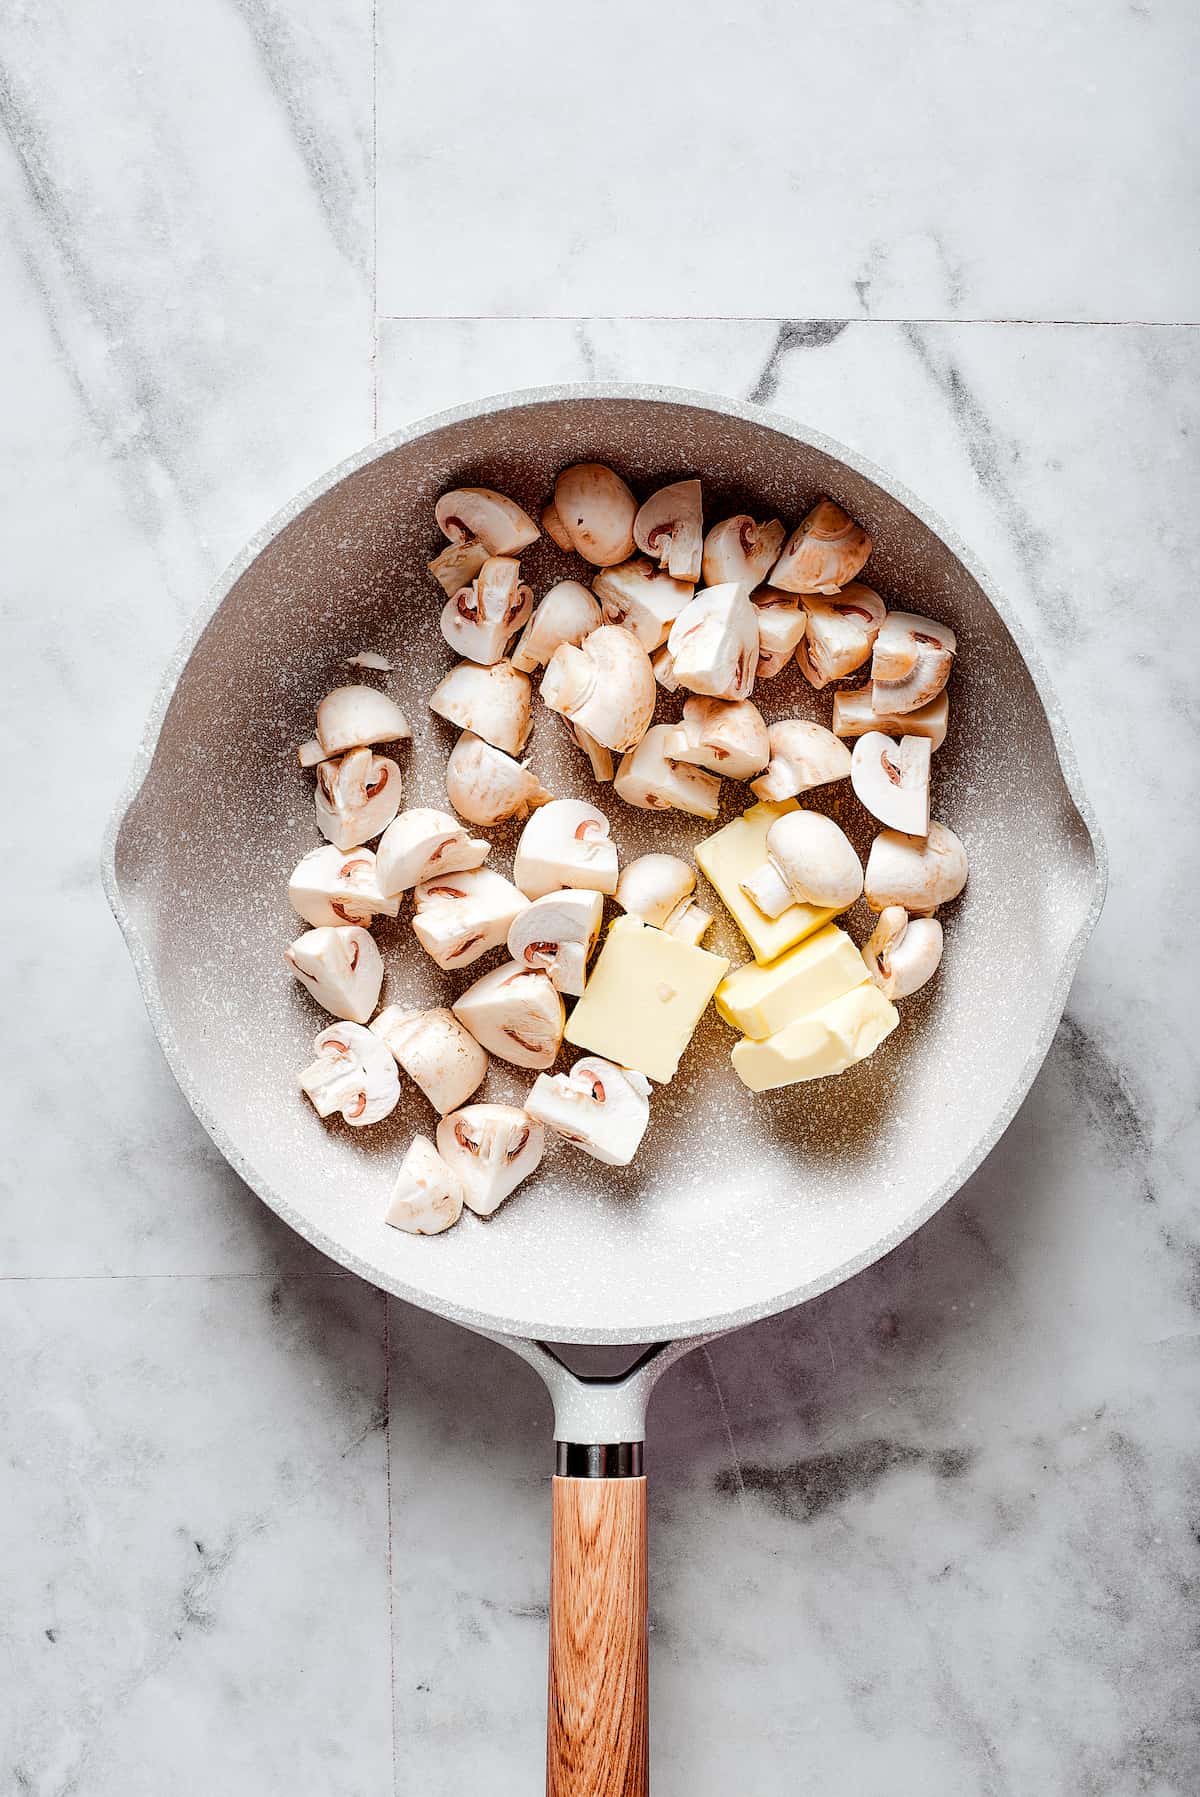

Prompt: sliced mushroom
xmin=614 ymin=853 xmax=711 ymax=945
xmin=862 ymin=907 xmax=944 ymax=1001
xmin=434 ymin=487 xmax=540 ymax=557
xmin=663 ymin=696 xmax=769 ymax=781
xmin=633 ymin=478 xmax=703 ymax=582
xmin=525 ymin=1057 xmax=652 ymax=1167
xmin=284 ymin=925 xmax=384 ymax=1024
xmin=288 ymin=844 xmax=400 ymax=928
xmin=440 ymin=556 xmax=533 ymax=665
xmin=427 ymin=538 xmax=489 ymax=599
xmin=702 ymin=515 xmax=787 ymax=589
xmin=564 ymin=718 xmax=614 ymax=783
xmin=614 ymin=723 xmax=721 ymax=818
xmin=370 ymin=1005 xmax=489 ymax=1113
xmin=346 ymin=650 xmax=393 ymax=671
xmin=452 ymin=962 xmax=566 ymax=1071
xmin=444 ymin=732 xmax=552 ymax=827
xmin=376 ymin=806 xmax=489 ymax=898
xmin=385 ymin=1135 xmax=465 ymax=1235
xmin=651 ymin=644 xmax=680 ymax=691
xmin=512 ymin=798 xmax=619 ymax=900
xmin=551 ymin=464 xmax=638 ymax=566
xmin=753 ymin=589 xmax=808 ymax=679
xmin=591 ymin=557 xmax=693 ymax=650
xmin=299 ymin=686 xmax=412 ymax=764
xmin=864 ymin=822 xmax=968 ymax=915
xmin=831 ymin=684 xmax=949 ymax=751
xmin=666 ymin=582 xmax=759 ymax=701
xmin=313 ymin=748 xmax=401 ymax=850
xmin=540 ymin=625 xmax=656 ymax=753
xmin=411 ymin=866 xmax=530 ymax=970
xmin=795 ymin=584 xmax=887 ymax=688
xmin=541 ymin=499 xmax=574 ymax=551
xmin=769 ymin=498 xmax=873 ymax=595
xmin=298 ymin=1021 xmax=400 ymax=1127
xmin=509 ymin=580 xmax=602 ymax=673
xmin=506 ymin=889 xmax=604 ymax=996
xmin=851 ymin=732 xmax=931 ymax=834
xmin=741 ymin=810 xmax=863 ymax=918
xmin=435 ymin=1104 xmax=545 ymax=1217
xmin=428 ymin=659 xmax=532 ymax=756
xmin=750 ymin=720 xmax=852 ymax=802
xmin=871 ymin=610 xmax=956 ymax=714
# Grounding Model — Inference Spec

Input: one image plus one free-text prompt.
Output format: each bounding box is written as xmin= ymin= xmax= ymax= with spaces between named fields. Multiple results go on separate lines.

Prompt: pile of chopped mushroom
xmin=285 ymin=472 xmax=968 ymax=1232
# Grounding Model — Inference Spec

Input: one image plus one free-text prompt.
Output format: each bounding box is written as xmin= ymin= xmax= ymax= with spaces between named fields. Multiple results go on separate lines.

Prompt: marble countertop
xmin=3 ymin=2 xmax=1198 ymax=1791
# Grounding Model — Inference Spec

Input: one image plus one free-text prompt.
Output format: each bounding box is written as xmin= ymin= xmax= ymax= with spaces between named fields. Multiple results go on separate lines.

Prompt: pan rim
xmin=102 ymin=382 xmax=1108 ymax=1345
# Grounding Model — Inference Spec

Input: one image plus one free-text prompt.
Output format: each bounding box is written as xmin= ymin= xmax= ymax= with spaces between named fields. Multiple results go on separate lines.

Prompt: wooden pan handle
xmin=547 ymin=1472 xmax=649 ymax=1796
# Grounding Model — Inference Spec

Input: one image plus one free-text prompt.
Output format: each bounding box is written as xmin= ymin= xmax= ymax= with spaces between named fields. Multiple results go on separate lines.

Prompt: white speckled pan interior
xmin=104 ymin=386 xmax=1105 ymax=1343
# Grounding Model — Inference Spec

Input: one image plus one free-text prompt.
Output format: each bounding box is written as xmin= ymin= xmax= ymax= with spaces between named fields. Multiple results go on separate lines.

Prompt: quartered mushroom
xmin=429 ymin=486 xmax=540 ymax=594
xmin=666 ymin=581 xmax=759 ymax=701
xmin=796 ymin=584 xmax=887 ymax=688
xmin=862 ymin=906 xmax=944 ymax=1001
xmin=526 ymin=1056 xmax=652 ymax=1167
xmin=427 ymin=538 xmax=489 ymax=599
xmin=506 ymin=889 xmax=604 ymax=996
xmin=288 ymin=844 xmax=400 ymax=928
xmin=411 ymin=866 xmax=530 ymax=970
xmin=435 ymin=1104 xmax=546 ymax=1217
xmin=541 ymin=498 xmax=574 ymax=551
xmin=741 ymin=810 xmax=864 ymax=918
xmin=633 ymin=478 xmax=703 ymax=582
xmin=865 ymin=821 xmax=968 ymax=915
xmin=651 ymin=644 xmax=680 ymax=691
xmin=298 ymin=685 xmax=412 ymax=767
xmin=540 ymin=624 xmax=656 ymax=753
xmin=298 ymin=1021 xmax=400 ymax=1128
xmin=509 ymin=580 xmax=602 ymax=673
xmin=550 ymin=464 xmax=638 ymax=566
xmin=769 ymin=498 xmax=873 ymax=595
xmin=753 ymin=590 xmax=808 ymax=679
xmin=871 ymin=611 xmax=956 ymax=714
xmin=370 ymin=1005 xmax=489 ymax=1113
xmin=615 ymin=853 xmax=712 ymax=946
xmin=444 ymin=732 xmax=552 ymax=826
xmin=375 ymin=806 xmax=489 ymax=898
xmin=702 ymin=515 xmax=787 ymax=589
xmin=452 ymin=962 xmax=566 ymax=1070
xmin=512 ymin=798 xmax=619 ymax=899
xmin=284 ymin=925 xmax=384 ymax=1024
xmin=429 ymin=659 xmax=532 ymax=756
xmin=851 ymin=732 xmax=931 ymax=834
xmin=313 ymin=747 xmax=401 ymax=850
xmin=385 ymin=1135 xmax=465 ymax=1235
xmin=591 ymin=557 xmax=694 ymax=650
xmin=832 ymin=684 xmax=949 ymax=751
xmin=750 ymin=719 xmax=853 ymax=802
xmin=614 ymin=724 xmax=721 ymax=819
xmin=563 ymin=718 xmax=614 ymax=783
xmin=663 ymin=696 xmax=770 ymax=781
xmin=440 ymin=556 xmax=533 ymax=665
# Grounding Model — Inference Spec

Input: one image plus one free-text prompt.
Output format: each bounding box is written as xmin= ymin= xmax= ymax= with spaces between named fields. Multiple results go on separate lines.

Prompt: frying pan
xmin=103 ymin=386 xmax=1105 ymax=1794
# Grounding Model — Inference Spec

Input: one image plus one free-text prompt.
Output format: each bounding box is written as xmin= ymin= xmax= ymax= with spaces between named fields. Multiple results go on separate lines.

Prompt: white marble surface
xmin=3 ymin=2 xmax=1199 ymax=1793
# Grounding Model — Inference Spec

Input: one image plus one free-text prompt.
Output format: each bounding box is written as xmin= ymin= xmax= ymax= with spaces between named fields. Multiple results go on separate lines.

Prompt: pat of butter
xmin=565 ymin=915 xmax=729 ymax=1084
xmin=731 ymin=983 xmax=899 ymax=1091
xmin=716 ymin=924 xmax=870 ymax=1040
xmin=696 ymin=800 xmax=837 ymax=965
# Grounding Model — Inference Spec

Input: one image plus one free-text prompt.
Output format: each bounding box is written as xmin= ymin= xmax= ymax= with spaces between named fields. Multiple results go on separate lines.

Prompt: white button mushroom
xmin=614 ymin=853 xmax=711 ymax=946
xmin=651 ymin=644 xmax=680 ymax=691
xmin=851 ymin=732 xmax=931 ymax=835
xmin=512 ymin=798 xmax=619 ymax=900
xmin=385 ymin=1135 xmax=465 ymax=1235
xmin=749 ymin=720 xmax=853 ymax=803
xmin=871 ymin=611 xmax=957 ymax=714
xmin=769 ymin=498 xmax=873 ymax=595
xmin=435 ymin=1104 xmax=545 ymax=1217
xmin=666 ymin=582 xmax=759 ymax=702
xmin=614 ymin=724 xmax=721 ymax=819
xmin=633 ymin=478 xmax=704 ymax=582
xmin=375 ymin=807 xmax=489 ymax=898
xmin=452 ymin=963 xmax=566 ymax=1070
xmin=795 ymin=584 xmax=887 ymax=688
xmin=429 ymin=659 xmax=532 ymax=757
xmin=591 ymin=557 xmax=694 ymax=650
xmin=551 ymin=464 xmax=638 ymax=566
xmin=313 ymin=747 xmax=402 ymax=850
xmin=662 ymin=696 xmax=770 ymax=781
xmin=862 ymin=907 xmax=944 ymax=1001
xmin=541 ymin=498 xmax=574 ymax=551
xmin=563 ymin=718 xmax=615 ymax=784
xmin=864 ymin=821 xmax=968 ymax=915
xmin=370 ymin=1005 xmax=489 ymax=1113
xmin=753 ymin=590 xmax=808 ymax=680
xmin=346 ymin=650 xmax=393 ymax=671
xmin=702 ymin=515 xmax=787 ymax=590
xmin=444 ymin=732 xmax=552 ymax=827
xmin=427 ymin=537 xmax=489 ymax=599
xmin=411 ymin=866 xmax=530 ymax=970
xmin=297 ymin=685 xmax=412 ymax=766
xmin=540 ymin=625 xmax=656 ymax=753
xmin=832 ymin=684 xmax=949 ymax=751
xmin=288 ymin=844 xmax=401 ymax=928
xmin=741 ymin=810 xmax=864 ymax=918
xmin=298 ymin=1021 xmax=400 ymax=1127
xmin=509 ymin=580 xmax=602 ymax=673
xmin=284 ymin=925 xmax=384 ymax=1024
xmin=506 ymin=889 xmax=604 ymax=996
xmin=433 ymin=486 xmax=540 ymax=557
xmin=440 ymin=556 xmax=533 ymax=665
xmin=525 ymin=1057 xmax=652 ymax=1167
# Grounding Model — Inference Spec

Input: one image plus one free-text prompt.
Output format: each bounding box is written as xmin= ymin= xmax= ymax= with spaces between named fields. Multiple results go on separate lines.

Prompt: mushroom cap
xmin=768 ymin=498 xmax=873 ymax=595
xmin=434 ymin=487 xmax=540 ymax=556
xmin=435 ymin=1104 xmax=545 ymax=1217
xmin=752 ymin=590 xmax=808 ymax=680
xmin=749 ymin=719 xmax=852 ymax=803
xmin=427 ymin=537 xmax=490 ymax=598
xmin=862 ymin=907 xmax=944 ymax=1001
xmin=510 ymin=580 xmax=602 ymax=673
xmin=385 ymin=1135 xmax=465 ymax=1235
xmin=525 ymin=1056 xmax=652 ymax=1167
xmin=614 ymin=724 xmax=721 ymax=818
xmin=864 ymin=821 xmax=968 ymax=914
xmin=797 ymin=583 xmax=887 ymax=686
xmin=506 ymin=889 xmax=604 ymax=997
xmin=541 ymin=499 xmax=574 ymax=551
xmin=298 ymin=1021 xmax=400 ymax=1127
xmin=666 ymin=581 xmax=759 ymax=701
xmin=375 ymin=806 xmax=489 ymax=897
xmin=429 ymin=659 xmax=532 ymax=756
xmin=440 ymin=556 xmax=533 ymax=666
xmin=512 ymin=797 xmax=619 ymax=900
xmin=540 ymin=625 xmax=656 ymax=753
xmin=313 ymin=686 xmax=412 ymax=758
xmin=288 ymin=844 xmax=400 ymax=928
xmin=764 ymin=810 xmax=864 ymax=911
xmin=370 ymin=1005 xmax=489 ymax=1114
xmin=702 ymin=515 xmax=787 ymax=589
xmin=614 ymin=853 xmax=696 ymax=928
xmin=552 ymin=464 xmax=638 ymax=566
xmin=443 ymin=732 xmax=552 ymax=827
xmin=452 ymin=961 xmax=566 ymax=1071
xmin=851 ymin=732 xmax=931 ymax=835
xmin=284 ymin=925 xmax=383 ymax=1025
xmin=662 ymin=696 xmax=770 ymax=781
xmin=591 ymin=557 xmax=694 ymax=650
xmin=633 ymin=478 xmax=703 ymax=582
xmin=411 ymin=865 xmax=530 ymax=970
xmin=871 ymin=610 xmax=957 ymax=714
xmin=831 ymin=684 xmax=949 ymax=751
xmin=313 ymin=748 xmax=402 ymax=851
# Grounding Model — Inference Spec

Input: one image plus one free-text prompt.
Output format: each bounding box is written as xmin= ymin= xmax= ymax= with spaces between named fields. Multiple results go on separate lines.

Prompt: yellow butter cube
xmin=716 ymin=924 xmax=870 ymax=1041
xmin=695 ymin=800 xmax=838 ymax=965
xmin=731 ymin=983 xmax=899 ymax=1091
xmin=565 ymin=915 xmax=729 ymax=1084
